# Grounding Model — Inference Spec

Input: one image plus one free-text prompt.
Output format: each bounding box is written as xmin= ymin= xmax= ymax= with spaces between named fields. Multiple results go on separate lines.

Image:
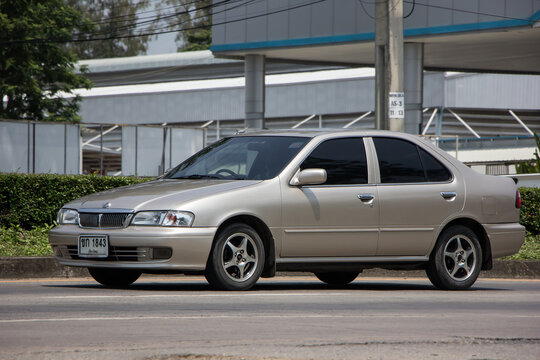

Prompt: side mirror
xmin=290 ymin=168 xmax=327 ymax=186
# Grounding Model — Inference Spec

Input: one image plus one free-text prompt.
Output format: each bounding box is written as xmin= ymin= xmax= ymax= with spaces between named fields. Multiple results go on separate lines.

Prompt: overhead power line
xmin=403 ymin=0 xmax=538 ymax=23
xmin=0 ymin=0 xmax=326 ymax=45
xmin=1 ymin=0 xmax=536 ymax=46
xmin=90 ymin=0 xmax=209 ymax=25
xmin=88 ymin=0 xmax=235 ymax=35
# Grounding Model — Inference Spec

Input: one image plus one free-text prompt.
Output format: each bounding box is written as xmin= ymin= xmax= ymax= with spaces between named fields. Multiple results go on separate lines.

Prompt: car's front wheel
xmin=315 ymin=271 xmax=360 ymax=285
xmin=205 ymin=223 xmax=265 ymax=291
xmin=426 ymin=225 xmax=482 ymax=290
xmin=88 ymin=268 xmax=141 ymax=288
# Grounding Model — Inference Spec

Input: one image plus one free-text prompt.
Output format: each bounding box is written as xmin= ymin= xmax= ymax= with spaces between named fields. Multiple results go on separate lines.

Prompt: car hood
xmin=65 ymin=179 xmax=261 ymax=211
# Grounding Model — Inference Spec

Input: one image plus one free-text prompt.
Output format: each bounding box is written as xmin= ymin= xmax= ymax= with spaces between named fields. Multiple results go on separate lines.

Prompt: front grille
xmin=101 ymin=213 xmax=129 ymax=227
xmin=79 ymin=213 xmax=130 ymax=228
xmin=79 ymin=213 xmax=99 ymax=227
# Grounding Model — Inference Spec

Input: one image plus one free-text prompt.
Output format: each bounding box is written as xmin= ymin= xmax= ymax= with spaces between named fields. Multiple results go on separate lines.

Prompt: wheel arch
xmin=214 ymin=214 xmax=276 ymax=278
xmin=437 ymin=218 xmax=492 ymax=270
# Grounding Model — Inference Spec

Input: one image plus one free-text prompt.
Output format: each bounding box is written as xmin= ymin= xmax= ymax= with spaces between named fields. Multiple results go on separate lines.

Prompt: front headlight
xmin=131 ymin=211 xmax=194 ymax=227
xmin=57 ymin=209 xmax=79 ymax=225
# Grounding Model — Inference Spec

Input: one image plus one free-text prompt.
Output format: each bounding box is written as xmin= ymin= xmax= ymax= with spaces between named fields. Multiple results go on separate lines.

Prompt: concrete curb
xmin=1 ymin=257 xmax=539 ymax=279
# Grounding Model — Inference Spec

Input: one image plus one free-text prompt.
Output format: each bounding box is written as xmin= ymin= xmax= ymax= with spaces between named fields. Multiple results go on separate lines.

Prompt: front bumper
xmin=49 ymin=225 xmax=217 ymax=271
xmin=483 ymin=222 xmax=526 ymax=259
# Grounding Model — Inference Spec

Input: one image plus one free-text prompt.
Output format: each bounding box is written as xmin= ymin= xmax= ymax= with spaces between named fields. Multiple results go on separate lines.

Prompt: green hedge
xmin=520 ymin=187 xmax=540 ymax=235
xmin=0 ymin=174 xmax=149 ymax=229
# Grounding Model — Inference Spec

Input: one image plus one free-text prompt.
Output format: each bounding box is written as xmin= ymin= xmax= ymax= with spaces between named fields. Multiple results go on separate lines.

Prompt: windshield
xmin=166 ymin=136 xmax=309 ymax=180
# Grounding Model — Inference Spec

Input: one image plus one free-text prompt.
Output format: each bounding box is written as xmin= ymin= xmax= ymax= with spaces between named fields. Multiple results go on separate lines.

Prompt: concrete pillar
xmin=244 ymin=54 xmax=265 ymax=129
xmin=374 ymin=0 xmax=388 ymax=130
xmin=375 ymin=0 xmax=404 ymax=131
xmin=404 ymin=43 xmax=424 ymax=134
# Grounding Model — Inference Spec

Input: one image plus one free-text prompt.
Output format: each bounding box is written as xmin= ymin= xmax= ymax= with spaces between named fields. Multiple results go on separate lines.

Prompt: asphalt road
xmin=1 ymin=275 xmax=539 ymax=360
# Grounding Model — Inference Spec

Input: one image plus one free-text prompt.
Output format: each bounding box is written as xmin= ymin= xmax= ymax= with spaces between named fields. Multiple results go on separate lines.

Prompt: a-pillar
xmin=244 ymin=54 xmax=265 ymax=129
xmin=404 ymin=43 xmax=424 ymax=134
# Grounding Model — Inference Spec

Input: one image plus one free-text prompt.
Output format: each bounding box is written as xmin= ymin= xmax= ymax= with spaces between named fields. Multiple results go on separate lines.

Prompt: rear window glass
xmin=373 ymin=138 xmax=425 ymax=183
xmin=419 ymin=147 xmax=452 ymax=182
xmin=373 ymin=137 xmax=451 ymax=184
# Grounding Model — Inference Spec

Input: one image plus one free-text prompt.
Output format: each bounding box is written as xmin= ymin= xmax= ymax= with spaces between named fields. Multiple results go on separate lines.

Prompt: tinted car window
xmin=419 ymin=147 xmax=452 ymax=182
xmin=301 ymin=138 xmax=368 ymax=185
xmin=166 ymin=136 xmax=309 ymax=180
xmin=373 ymin=137 xmax=425 ymax=183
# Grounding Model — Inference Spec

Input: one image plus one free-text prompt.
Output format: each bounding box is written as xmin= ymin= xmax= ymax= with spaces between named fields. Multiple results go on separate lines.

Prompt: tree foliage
xmin=65 ymin=0 xmax=154 ymax=59
xmin=0 ymin=0 xmax=92 ymax=122
xmin=158 ymin=0 xmax=212 ymax=52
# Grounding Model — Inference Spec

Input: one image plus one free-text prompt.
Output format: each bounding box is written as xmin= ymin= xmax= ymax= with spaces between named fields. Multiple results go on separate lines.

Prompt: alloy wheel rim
xmin=220 ymin=232 xmax=258 ymax=283
xmin=443 ymin=235 xmax=477 ymax=282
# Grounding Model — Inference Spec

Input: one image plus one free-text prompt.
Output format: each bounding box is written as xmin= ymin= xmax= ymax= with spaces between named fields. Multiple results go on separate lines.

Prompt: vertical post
xmin=437 ymin=107 xmax=444 ymax=136
xmin=318 ymin=114 xmax=322 ymax=128
xmin=375 ymin=0 xmax=404 ymax=131
xmin=169 ymin=128 xmax=172 ymax=169
xmin=99 ymin=125 xmax=103 ymax=175
xmin=404 ymin=43 xmax=424 ymax=134
xmin=388 ymin=0 xmax=404 ymax=132
xmin=217 ymin=120 xmax=221 ymax=140
xmin=135 ymin=126 xmax=138 ymax=177
xmin=374 ymin=0 xmax=388 ymax=130
xmin=245 ymin=54 xmax=265 ymax=129
xmin=160 ymin=125 xmax=167 ymax=175
xmin=63 ymin=123 xmax=67 ymax=174
xmin=27 ymin=121 xmax=30 ymax=174
xmin=78 ymin=124 xmax=82 ymax=174
xmin=203 ymin=128 xmax=207 ymax=148
xmin=32 ymin=123 xmax=35 ymax=174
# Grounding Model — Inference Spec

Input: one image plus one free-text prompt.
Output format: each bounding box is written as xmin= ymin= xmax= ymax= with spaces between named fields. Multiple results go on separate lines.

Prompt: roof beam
xmin=447 ymin=109 xmax=480 ymax=138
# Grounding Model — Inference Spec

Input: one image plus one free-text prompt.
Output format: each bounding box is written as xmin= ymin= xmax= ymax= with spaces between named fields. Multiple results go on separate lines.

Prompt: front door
xmin=281 ymin=137 xmax=379 ymax=257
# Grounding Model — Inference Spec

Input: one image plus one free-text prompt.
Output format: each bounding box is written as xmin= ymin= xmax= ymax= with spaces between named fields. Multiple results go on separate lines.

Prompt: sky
xmin=146 ymin=32 xmax=178 ymax=55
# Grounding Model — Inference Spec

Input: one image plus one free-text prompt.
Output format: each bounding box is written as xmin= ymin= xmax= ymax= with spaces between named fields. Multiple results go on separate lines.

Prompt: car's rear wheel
xmin=205 ymin=223 xmax=265 ymax=291
xmin=315 ymin=271 xmax=359 ymax=285
xmin=88 ymin=268 xmax=141 ymax=288
xmin=426 ymin=225 xmax=482 ymax=290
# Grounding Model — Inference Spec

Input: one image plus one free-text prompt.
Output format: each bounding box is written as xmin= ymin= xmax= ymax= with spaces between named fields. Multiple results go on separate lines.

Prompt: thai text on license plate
xmin=78 ymin=235 xmax=109 ymax=258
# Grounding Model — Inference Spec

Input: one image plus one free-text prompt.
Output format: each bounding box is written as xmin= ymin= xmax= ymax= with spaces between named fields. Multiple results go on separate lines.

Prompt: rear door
xmin=371 ymin=137 xmax=465 ymax=256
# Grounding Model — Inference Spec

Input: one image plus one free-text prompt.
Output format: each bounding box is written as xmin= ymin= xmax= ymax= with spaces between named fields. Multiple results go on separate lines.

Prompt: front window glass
xmin=301 ymin=137 xmax=368 ymax=185
xmin=166 ymin=136 xmax=309 ymax=180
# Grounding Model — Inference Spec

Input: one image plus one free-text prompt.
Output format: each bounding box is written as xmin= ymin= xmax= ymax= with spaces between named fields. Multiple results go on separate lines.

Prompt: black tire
xmin=315 ymin=271 xmax=359 ymax=285
xmin=426 ymin=225 xmax=482 ymax=290
xmin=205 ymin=223 xmax=265 ymax=291
xmin=88 ymin=267 xmax=141 ymax=288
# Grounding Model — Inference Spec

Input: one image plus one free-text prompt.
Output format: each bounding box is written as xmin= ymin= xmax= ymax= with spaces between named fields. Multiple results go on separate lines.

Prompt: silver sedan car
xmin=50 ymin=130 xmax=525 ymax=290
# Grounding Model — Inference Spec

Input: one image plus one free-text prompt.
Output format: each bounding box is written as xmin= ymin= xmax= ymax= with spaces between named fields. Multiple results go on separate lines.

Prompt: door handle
xmin=441 ymin=192 xmax=457 ymax=200
xmin=358 ymin=194 xmax=375 ymax=201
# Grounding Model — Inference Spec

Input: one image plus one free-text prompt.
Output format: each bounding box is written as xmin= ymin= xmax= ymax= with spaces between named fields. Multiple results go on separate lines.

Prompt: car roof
xmin=233 ymin=128 xmax=414 ymax=139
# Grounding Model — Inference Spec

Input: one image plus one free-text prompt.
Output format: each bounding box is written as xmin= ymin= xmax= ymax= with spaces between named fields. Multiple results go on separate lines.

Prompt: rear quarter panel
xmin=462 ymin=170 xmax=520 ymax=224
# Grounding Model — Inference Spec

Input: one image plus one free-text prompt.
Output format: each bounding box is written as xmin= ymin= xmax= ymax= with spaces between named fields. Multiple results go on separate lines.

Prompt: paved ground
xmin=1 ymin=275 xmax=539 ymax=360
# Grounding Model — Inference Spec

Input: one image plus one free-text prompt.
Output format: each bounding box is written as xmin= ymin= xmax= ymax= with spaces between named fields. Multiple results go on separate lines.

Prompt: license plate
xmin=78 ymin=235 xmax=109 ymax=258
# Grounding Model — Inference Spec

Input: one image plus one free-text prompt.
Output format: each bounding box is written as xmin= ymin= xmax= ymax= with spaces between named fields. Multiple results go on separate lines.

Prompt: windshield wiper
xmin=172 ymin=174 xmax=222 ymax=179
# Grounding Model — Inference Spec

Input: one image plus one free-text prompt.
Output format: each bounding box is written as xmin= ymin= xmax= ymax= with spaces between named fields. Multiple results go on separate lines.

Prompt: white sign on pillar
xmin=389 ymin=92 xmax=405 ymax=119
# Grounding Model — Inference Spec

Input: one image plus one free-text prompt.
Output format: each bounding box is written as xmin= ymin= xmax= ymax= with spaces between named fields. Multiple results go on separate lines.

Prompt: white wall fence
xmin=0 ymin=120 xmax=204 ymax=177
xmin=0 ymin=120 xmax=80 ymax=174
